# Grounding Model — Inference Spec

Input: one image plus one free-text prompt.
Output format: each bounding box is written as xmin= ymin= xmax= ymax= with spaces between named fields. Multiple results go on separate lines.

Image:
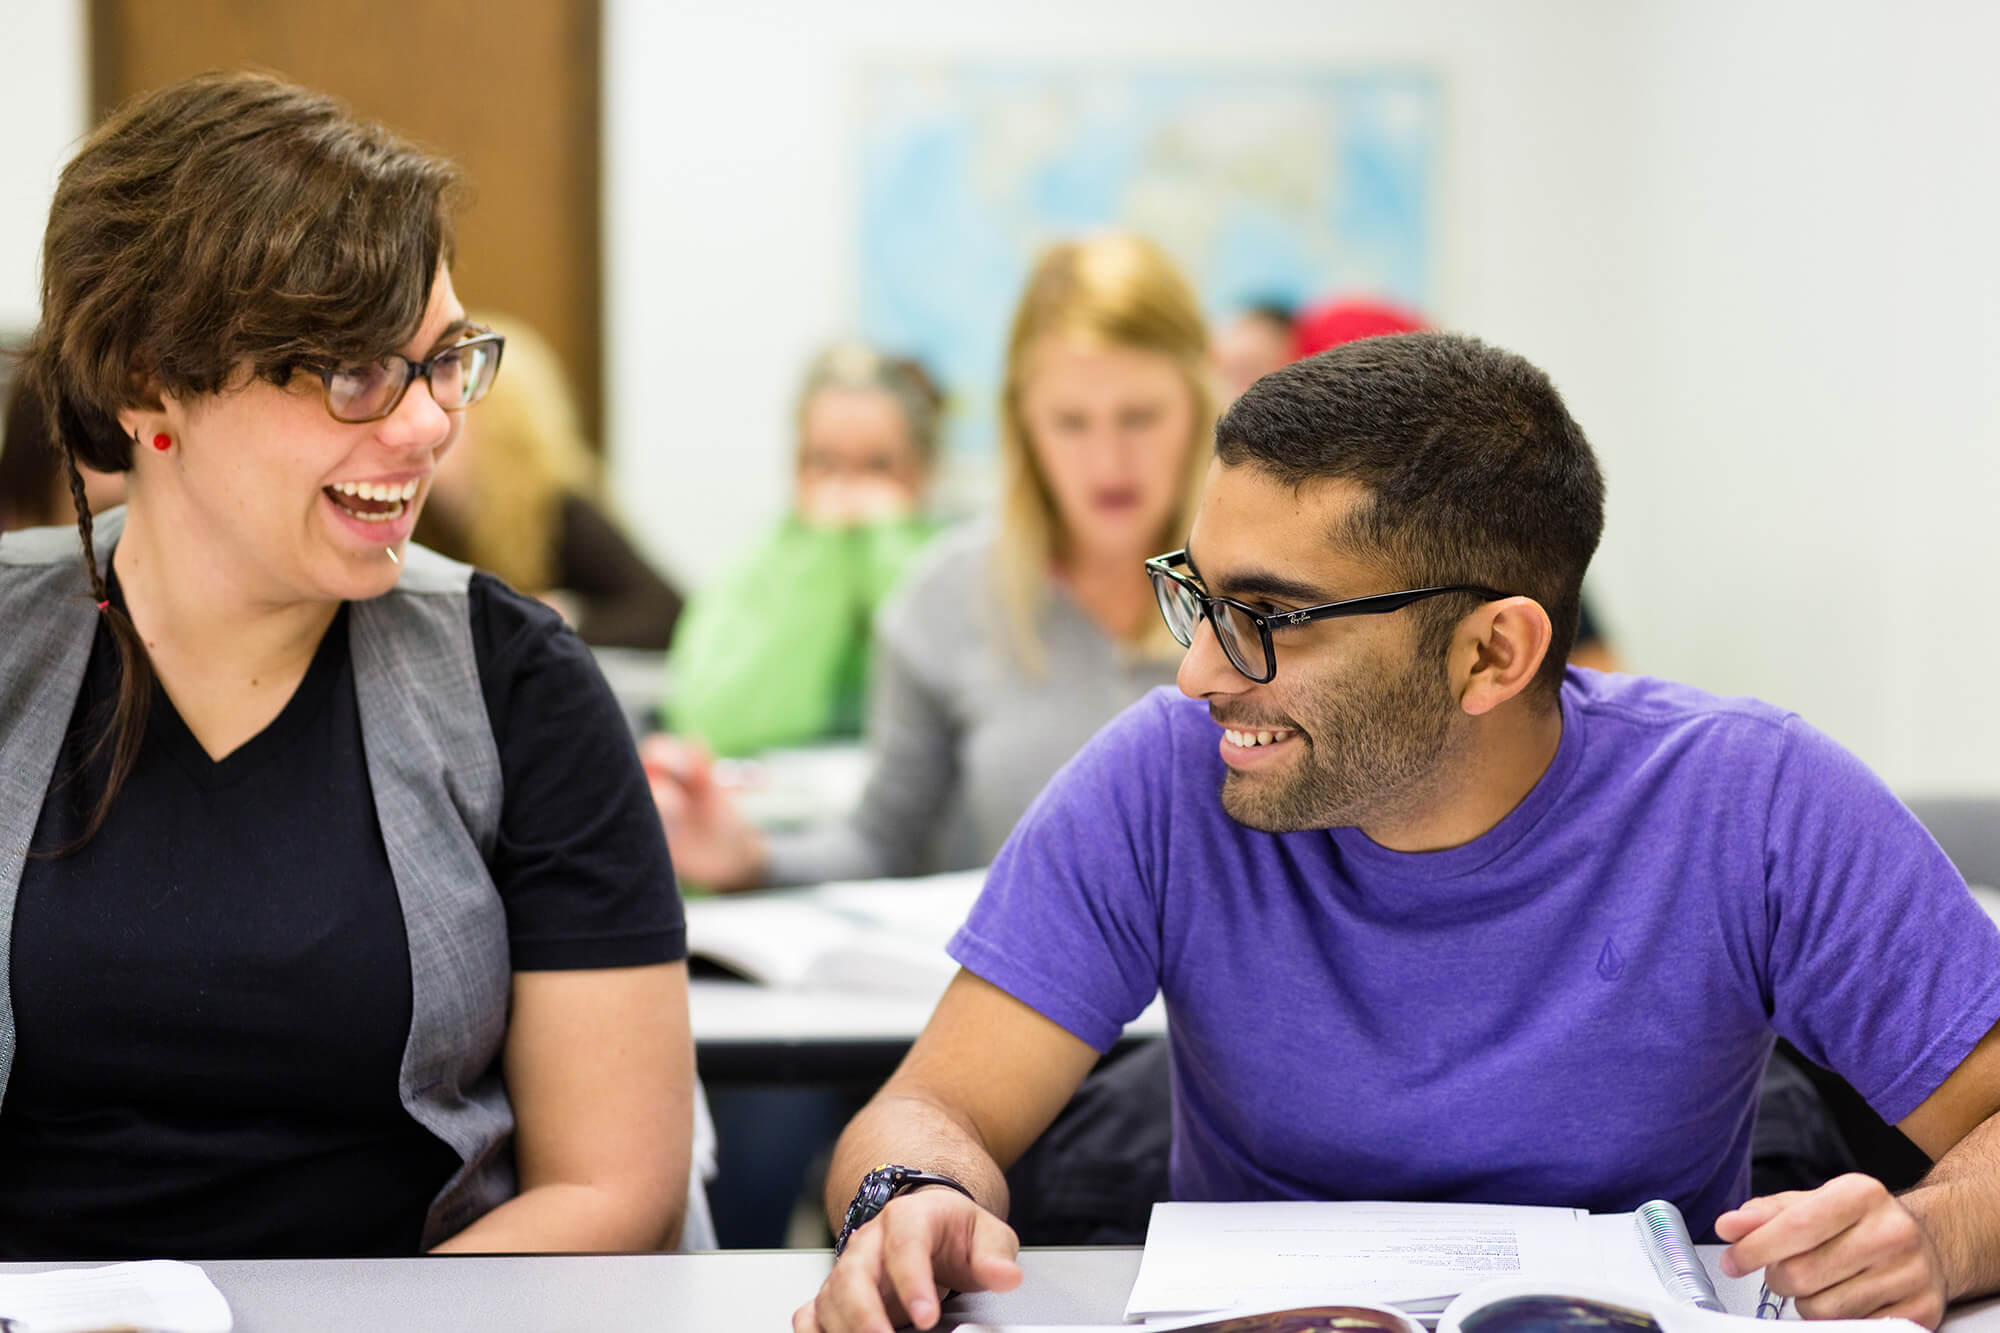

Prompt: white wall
xmin=4 ymin=1 xmax=1993 ymax=792
xmin=604 ymin=0 xmax=1654 ymax=588
xmin=1608 ymin=0 xmax=2000 ymax=790
xmin=605 ymin=0 xmax=1999 ymax=792
xmin=0 ymin=0 xmax=85 ymax=335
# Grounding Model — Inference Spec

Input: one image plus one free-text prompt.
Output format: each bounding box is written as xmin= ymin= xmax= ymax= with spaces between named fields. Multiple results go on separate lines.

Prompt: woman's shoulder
xmin=871 ymin=517 xmax=1000 ymax=658
xmin=0 ymin=520 xmax=88 ymax=567
xmin=881 ymin=518 xmax=996 ymax=614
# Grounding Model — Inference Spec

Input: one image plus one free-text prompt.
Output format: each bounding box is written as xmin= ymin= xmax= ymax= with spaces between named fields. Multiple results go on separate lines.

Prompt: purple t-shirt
xmin=948 ymin=670 xmax=2000 ymax=1235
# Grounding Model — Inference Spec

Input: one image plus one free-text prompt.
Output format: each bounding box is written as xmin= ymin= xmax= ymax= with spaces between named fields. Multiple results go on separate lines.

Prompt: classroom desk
xmin=691 ymin=977 xmax=962 ymax=1086
xmin=691 ymin=977 xmax=1170 ymax=1088
xmin=5 ymin=1248 xmax=1999 ymax=1332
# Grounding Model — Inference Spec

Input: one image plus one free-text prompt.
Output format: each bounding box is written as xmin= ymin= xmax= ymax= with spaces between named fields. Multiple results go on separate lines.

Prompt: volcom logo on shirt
xmin=1597 ymin=938 xmax=1627 ymax=981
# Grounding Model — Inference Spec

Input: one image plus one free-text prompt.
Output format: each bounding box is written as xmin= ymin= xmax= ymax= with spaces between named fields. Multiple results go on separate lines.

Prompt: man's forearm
xmin=824 ymin=1090 xmax=1014 ymax=1228
xmin=1904 ymin=1110 xmax=2000 ymax=1303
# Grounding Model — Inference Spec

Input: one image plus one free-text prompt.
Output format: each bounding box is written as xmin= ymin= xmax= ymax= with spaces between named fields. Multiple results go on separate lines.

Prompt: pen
xmin=1756 ymin=1278 xmax=1785 ymax=1320
xmin=1635 ymin=1199 xmax=1727 ymax=1314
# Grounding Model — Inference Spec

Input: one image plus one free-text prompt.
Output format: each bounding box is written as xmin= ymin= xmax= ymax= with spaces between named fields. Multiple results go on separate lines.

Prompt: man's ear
xmin=1452 ymin=596 xmax=1554 ymax=717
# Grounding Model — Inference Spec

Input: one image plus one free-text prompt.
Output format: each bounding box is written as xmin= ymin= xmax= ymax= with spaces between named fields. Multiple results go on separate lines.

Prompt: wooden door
xmin=90 ymin=0 xmax=604 ymax=441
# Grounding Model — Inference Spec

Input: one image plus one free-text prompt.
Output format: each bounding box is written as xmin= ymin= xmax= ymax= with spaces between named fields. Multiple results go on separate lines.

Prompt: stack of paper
xmin=0 ymin=1260 xmax=231 ymax=1333
xmin=1124 ymin=1201 xmax=1655 ymax=1322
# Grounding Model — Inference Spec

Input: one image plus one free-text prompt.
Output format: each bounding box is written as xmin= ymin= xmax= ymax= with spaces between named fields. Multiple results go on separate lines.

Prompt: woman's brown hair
xmin=22 ymin=69 xmax=463 ymax=851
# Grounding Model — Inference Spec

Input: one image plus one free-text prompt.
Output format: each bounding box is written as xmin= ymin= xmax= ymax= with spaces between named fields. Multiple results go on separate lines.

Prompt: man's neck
xmin=1360 ymin=693 xmax=1566 ymax=854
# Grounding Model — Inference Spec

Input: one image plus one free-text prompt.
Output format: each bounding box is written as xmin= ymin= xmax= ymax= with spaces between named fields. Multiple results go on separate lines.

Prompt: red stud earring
xmin=151 ymin=433 xmax=171 ymax=452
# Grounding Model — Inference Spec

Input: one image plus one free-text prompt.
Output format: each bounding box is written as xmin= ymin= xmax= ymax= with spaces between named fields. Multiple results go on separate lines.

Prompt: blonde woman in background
xmin=651 ymin=233 xmax=1216 ymax=888
xmin=664 ymin=343 xmax=944 ymax=758
xmin=416 ymin=314 xmax=683 ymax=648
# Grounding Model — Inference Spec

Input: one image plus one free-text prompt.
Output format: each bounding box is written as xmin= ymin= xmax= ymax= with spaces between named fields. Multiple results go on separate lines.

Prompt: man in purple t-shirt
xmin=796 ymin=334 xmax=2000 ymax=1333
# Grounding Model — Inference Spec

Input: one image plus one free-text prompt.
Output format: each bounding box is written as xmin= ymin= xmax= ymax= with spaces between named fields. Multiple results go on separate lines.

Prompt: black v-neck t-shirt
xmin=0 ymin=573 xmax=683 ymax=1259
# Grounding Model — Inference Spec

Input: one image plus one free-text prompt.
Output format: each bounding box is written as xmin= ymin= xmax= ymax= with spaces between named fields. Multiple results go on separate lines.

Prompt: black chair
xmin=1905 ymin=795 xmax=2000 ymax=890
xmin=1768 ymin=794 xmax=2000 ymax=1196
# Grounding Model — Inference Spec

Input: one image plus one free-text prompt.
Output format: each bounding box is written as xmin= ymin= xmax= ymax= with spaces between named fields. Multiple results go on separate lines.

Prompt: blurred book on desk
xmin=684 ymin=869 xmax=982 ymax=994
xmin=714 ymin=744 xmax=873 ymax=831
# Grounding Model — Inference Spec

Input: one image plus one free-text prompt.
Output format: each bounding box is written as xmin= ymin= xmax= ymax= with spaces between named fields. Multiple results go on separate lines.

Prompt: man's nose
xmin=1176 ymin=614 xmax=1247 ymax=700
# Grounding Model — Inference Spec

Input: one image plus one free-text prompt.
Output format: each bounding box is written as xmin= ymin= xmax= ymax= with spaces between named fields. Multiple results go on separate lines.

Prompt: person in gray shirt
xmin=650 ymin=234 xmax=1217 ymax=888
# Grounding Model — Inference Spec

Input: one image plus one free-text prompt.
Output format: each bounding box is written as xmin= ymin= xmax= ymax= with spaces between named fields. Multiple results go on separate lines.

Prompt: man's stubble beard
xmin=1219 ymin=654 xmax=1460 ymax=835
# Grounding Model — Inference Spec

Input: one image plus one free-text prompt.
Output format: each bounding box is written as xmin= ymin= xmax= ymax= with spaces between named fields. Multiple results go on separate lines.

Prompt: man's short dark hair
xmin=1214 ymin=332 xmax=1605 ymax=697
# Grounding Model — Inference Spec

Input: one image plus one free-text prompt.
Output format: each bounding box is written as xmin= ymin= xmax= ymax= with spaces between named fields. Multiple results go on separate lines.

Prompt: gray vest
xmin=0 ymin=509 xmax=516 ymax=1247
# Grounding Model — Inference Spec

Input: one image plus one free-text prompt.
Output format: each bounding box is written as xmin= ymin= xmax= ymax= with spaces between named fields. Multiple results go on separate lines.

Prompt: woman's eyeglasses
xmin=1144 ymin=547 xmax=1512 ymax=684
xmin=317 ymin=331 xmax=506 ymax=424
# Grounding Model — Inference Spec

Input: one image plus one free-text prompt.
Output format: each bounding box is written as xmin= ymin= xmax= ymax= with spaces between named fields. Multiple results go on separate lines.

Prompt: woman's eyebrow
xmin=425 ymin=317 xmax=475 ymax=353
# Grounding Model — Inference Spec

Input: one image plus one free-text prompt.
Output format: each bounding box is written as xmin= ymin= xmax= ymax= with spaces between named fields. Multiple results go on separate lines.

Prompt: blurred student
xmin=414 ymin=314 xmax=683 ymax=649
xmin=650 ymin=233 xmax=1216 ymax=889
xmin=1290 ymin=293 xmax=1428 ymax=358
xmin=665 ymin=344 xmax=943 ymax=757
xmin=0 ymin=374 xmax=124 ymax=530
xmin=1212 ymin=301 xmax=1296 ymax=400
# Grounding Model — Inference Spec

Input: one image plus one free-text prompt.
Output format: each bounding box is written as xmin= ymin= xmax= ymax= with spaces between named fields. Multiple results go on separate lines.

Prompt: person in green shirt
xmin=665 ymin=344 xmax=943 ymax=757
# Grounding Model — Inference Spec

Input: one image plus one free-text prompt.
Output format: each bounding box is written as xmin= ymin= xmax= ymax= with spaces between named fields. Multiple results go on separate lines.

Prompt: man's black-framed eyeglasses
xmin=1145 ymin=548 xmax=1514 ymax=684
xmin=317 ymin=330 xmax=507 ymax=424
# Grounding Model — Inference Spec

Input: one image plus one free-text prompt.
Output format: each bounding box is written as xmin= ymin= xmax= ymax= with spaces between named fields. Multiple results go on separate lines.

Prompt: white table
xmin=691 ymin=977 xmax=964 ymax=1085
xmin=5 ymin=1248 xmax=1999 ymax=1332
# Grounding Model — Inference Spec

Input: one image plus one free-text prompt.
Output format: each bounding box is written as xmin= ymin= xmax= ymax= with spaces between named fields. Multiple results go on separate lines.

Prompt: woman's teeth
xmin=331 ymin=479 xmax=420 ymax=502
xmin=327 ymin=479 xmax=420 ymax=523
xmin=1224 ymin=728 xmax=1294 ymax=748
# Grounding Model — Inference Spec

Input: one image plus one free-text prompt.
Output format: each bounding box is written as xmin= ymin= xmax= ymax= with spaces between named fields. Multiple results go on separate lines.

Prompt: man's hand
xmin=793 ymin=1186 xmax=1023 ymax=1333
xmin=1717 ymin=1173 xmax=1947 ymax=1327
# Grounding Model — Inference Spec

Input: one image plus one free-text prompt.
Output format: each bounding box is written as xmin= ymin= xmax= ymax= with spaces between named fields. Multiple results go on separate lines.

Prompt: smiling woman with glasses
xmin=318 ymin=327 xmax=506 ymax=423
xmin=0 ymin=70 xmax=691 ymax=1261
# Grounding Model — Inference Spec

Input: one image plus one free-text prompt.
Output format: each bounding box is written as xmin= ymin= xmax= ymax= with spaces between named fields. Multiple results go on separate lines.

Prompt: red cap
xmin=1291 ymin=296 xmax=1428 ymax=359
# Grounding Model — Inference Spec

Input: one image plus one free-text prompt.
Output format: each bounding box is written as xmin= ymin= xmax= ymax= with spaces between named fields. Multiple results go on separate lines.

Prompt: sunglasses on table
xmin=315 ymin=330 xmax=507 ymax=423
xmin=1144 ymin=548 xmax=1514 ymax=684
